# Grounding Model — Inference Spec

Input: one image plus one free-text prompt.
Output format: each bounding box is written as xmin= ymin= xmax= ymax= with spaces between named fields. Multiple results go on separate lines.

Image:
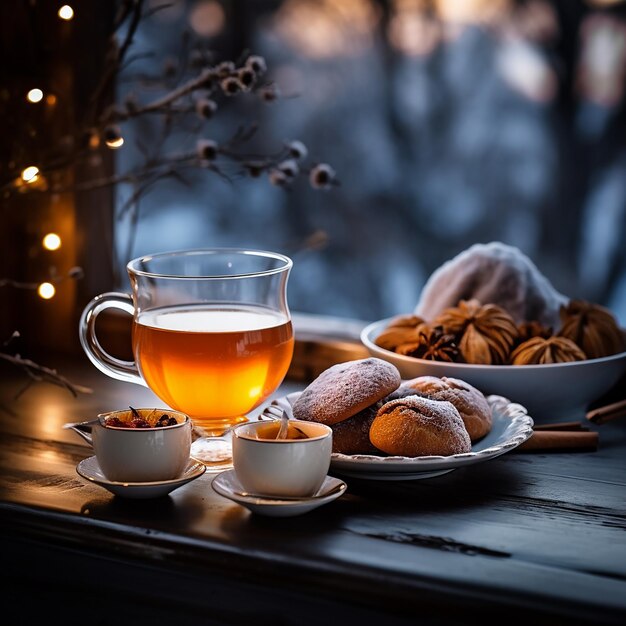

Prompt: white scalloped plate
xmin=260 ymin=393 xmax=534 ymax=481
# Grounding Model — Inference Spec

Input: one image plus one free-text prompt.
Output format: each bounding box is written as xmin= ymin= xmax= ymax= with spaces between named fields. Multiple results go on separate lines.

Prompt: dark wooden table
xmin=1 ymin=345 xmax=626 ymax=626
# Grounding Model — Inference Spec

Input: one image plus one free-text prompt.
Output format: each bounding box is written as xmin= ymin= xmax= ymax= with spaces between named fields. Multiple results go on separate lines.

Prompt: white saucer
xmin=211 ymin=470 xmax=347 ymax=517
xmin=76 ymin=456 xmax=206 ymax=499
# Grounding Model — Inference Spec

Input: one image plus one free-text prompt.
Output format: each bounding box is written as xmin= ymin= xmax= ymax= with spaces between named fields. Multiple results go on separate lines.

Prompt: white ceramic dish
xmin=211 ymin=470 xmax=347 ymax=517
xmin=361 ymin=318 xmax=626 ymax=422
xmin=76 ymin=456 xmax=206 ymax=498
xmin=262 ymin=393 xmax=533 ymax=481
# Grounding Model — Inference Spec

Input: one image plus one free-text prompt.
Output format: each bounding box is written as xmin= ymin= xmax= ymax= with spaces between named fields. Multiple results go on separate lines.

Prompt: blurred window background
xmin=115 ymin=0 xmax=626 ymax=323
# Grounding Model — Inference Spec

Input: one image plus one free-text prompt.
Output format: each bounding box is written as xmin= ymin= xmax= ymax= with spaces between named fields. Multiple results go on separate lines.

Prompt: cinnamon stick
xmin=586 ymin=399 xmax=626 ymax=425
xmin=516 ymin=430 xmax=599 ymax=452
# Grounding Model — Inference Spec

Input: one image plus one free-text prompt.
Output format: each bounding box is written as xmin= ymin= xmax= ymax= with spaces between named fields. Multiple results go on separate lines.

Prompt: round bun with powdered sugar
xmin=370 ymin=395 xmax=471 ymax=457
xmin=292 ymin=358 xmax=401 ymax=426
xmin=394 ymin=376 xmax=492 ymax=442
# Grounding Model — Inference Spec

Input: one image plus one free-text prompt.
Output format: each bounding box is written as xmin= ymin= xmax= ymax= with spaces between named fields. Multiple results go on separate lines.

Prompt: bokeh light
xmin=21 ymin=166 xmax=39 ymax=183
xmin=105 ymin=136 xmax=124 ymax=149
xmin=42 ymin=233 xmax=62 ymax=251
xmin=37 ymin=283 xmax=56 ymax=300
xmin=58 ymin=5 xmax=74 ymax=20
xmin=189 ymin=0 xmax=225 ymax=37
xmin=388 ymin=8 xmax=441 ymax=57
xmin=273 ymin=0 xmax=378 ymax=58
xmin=498 ymin=40 xmax=557 ymax=103
xmin=27 ymin=88 xmax=44 ymax=103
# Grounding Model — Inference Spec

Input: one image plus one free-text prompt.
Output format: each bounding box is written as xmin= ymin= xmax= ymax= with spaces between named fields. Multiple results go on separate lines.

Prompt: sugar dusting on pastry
xmin=370 ymin=395 xmax=471 ymax=456
xmin=292 ymin=358 xmax=401 ymax=425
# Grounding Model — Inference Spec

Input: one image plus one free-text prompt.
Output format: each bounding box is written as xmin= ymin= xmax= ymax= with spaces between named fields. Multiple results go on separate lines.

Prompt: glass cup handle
xmin=78 ymin=292 xmax=146 ymax=386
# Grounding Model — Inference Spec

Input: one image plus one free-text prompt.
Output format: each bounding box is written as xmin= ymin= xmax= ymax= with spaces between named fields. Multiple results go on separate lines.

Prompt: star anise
xmin=557 ymin=300 xmax=625 ymax=359
xmin=510 ymin=336 xmax=587 ymax=365
xmin=433 ymin=299 xmax=518 ymax=365
xmin=396 ymin=325 xmax=461 ymax=362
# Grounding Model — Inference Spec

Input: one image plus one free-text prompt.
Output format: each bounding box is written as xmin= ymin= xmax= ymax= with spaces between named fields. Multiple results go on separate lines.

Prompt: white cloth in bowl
xmin=415 ymin=241 xmax=568 ymax=329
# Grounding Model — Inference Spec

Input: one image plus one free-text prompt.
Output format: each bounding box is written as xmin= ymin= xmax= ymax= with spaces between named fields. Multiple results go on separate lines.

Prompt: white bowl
xmin=361 ymin=318 xmax=626 ymax=422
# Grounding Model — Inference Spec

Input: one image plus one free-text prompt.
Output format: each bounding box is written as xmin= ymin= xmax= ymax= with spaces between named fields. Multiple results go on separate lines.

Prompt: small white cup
xmin=231 ymin=420 xmax=332 ymax=498
xmin=65 ymin=408 xmax=192 ymax=482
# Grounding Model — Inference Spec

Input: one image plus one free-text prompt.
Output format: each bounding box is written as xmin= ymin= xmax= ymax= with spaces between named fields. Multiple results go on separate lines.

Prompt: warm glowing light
xmin=21 ymin=166 xmax=40 ymax=183
xmin=27 ymin=88 xmax=44 ymax=103
xmin=189 ymin=0 xmax=225 ymax=37
xmin=248 ymin=385 xmax=263 ymax=399
xmin=46 ymin=94 xmax=58 ymax=106
xmin=42 ymin=233 xmax=62 ymax=251
xmin=88 ymin=132 xmax=100 ymax=149
xmin=38 ymin=282 xmax=56 ymax=300
xmin=389 ymin=9 xmax=441 ymax=57
xmin=58 ymin=5 xmax=74 ymax=20
xmin=273 ymin=0 xmax=379 ymax=59
xmin=435 ymin=0 xmax=509 ymax=25
xmin=105 ymin=136 xmax=124 ymax=149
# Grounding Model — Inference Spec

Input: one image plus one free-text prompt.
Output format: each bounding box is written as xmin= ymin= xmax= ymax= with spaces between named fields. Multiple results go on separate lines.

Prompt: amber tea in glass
xmin=133 ymin=305 xmax=293 ymax=431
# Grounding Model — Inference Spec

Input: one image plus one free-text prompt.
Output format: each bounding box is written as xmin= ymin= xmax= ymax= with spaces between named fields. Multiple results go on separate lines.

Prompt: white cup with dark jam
xmin=65 ymin=407 xmax=191 ymax=482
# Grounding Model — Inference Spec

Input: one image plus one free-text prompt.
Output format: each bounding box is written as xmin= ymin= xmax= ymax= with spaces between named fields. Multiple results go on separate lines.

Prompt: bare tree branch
xmin=0 ymin=352 xmax=92 ymax=398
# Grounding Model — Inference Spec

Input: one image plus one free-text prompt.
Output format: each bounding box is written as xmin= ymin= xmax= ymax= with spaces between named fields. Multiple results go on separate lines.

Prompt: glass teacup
xmin=79 ymin=248 xmax=294 ymax=469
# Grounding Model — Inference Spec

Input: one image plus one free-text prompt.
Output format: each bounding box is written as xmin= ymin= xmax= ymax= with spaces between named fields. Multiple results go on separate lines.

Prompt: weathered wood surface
xmin=1 ymin=349 xmax=626 ymax=625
